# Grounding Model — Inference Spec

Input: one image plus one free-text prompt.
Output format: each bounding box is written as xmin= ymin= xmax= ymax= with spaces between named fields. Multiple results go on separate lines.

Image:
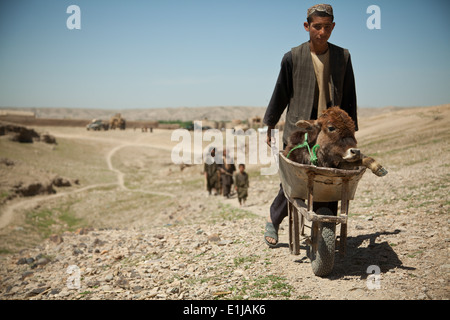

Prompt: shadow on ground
xmin=278 ymin=228 xmax=416 ymax=279
xmin=331 ymin=229 xmax=416 ymax=279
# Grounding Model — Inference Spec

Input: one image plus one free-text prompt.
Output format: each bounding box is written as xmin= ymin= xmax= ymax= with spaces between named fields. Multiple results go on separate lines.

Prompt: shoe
xmin=264 ymin=222 xmax=279 ymax=248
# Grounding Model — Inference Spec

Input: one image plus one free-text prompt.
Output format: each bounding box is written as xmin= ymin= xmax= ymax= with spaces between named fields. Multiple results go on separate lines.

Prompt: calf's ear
xmin=295 ymin=120 xmax=321 ymax=144
xmin=295 ymin=120 xmax=316 ymax=131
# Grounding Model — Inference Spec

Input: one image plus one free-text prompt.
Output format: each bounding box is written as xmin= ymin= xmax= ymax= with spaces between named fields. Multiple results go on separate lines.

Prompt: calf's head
xmin=294 ymin=107 xmax=360 ymax=167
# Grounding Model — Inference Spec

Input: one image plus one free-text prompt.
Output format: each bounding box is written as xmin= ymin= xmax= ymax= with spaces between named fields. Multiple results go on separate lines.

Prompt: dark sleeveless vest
xmin=283 ymin=41 xmax=349 ymax=145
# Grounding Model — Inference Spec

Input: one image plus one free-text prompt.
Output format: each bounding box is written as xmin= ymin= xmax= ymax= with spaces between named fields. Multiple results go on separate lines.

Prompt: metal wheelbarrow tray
xmin=278 ymin=153 xmax=367 ymax=276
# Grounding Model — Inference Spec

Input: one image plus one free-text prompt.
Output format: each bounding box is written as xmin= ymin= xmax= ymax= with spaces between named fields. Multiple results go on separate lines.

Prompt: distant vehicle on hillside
xmin=109 ymin=113 xmax=126 ymax=130
xmin=86 ymin=119 xmax=109 ymax=131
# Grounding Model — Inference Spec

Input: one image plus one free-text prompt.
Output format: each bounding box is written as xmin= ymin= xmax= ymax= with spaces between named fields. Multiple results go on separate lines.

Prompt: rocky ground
xmin=0 ymin=105 xmax=448 ymax=300
xmin=0 ymin=195 xmax=448 ymax=301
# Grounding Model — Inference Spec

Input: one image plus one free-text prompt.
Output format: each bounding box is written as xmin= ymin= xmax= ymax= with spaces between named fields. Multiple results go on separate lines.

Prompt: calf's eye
xmin=328 ymin=126 xmax=335 ymax=132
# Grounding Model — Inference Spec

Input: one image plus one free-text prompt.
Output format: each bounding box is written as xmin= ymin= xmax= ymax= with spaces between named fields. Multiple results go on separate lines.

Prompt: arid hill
xmin=0 ymin=105 xmax=426 ymax=123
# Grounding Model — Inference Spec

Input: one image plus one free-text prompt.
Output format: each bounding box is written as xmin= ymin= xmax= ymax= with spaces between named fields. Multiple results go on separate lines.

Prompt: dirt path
xmin=0 ymin=183 xmax=116 ymax=230
xmin=104 ymin=142 xmax=175 ymax=198
xmin=0 ymin=131 xmax=176 ymax=230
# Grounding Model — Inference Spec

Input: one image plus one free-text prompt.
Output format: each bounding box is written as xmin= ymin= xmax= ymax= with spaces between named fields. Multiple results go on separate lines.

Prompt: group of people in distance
xmin=203 ymin=147 xmax=249 ymax=207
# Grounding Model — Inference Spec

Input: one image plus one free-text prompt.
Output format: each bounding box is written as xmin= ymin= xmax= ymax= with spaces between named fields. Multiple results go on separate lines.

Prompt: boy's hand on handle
xmin=266 ymin=126 xmax=275 ymax=147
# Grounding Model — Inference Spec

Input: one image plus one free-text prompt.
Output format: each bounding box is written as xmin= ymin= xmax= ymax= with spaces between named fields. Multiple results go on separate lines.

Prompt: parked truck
xmin=109 ymin=113 xmax=126 ymax=130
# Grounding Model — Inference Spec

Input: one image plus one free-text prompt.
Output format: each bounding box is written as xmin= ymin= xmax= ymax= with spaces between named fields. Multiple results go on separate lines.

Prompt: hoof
xmin=375 ymin=167 xmax=388 ymax=177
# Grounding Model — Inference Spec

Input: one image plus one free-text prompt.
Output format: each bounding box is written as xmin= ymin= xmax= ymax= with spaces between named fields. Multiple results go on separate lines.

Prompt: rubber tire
xmin=310 ymin=208 xmax=336 ymax=277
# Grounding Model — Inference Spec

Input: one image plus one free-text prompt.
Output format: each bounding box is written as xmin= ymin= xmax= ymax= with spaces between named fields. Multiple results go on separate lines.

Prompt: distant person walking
xmin=234 ymin=164 xmax=249 ymax=206
xmin=219 ymin=149 xmax=236 ymax=198
xmin=204 ymin=147 xmax=220 ymax=196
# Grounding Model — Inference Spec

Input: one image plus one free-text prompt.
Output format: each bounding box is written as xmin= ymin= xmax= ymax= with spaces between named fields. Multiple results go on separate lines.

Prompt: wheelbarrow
xmin=278 ymin=152 xmax=367 ymax=276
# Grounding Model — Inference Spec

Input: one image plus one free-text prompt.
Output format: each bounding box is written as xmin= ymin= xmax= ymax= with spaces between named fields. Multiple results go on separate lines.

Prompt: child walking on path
xmin=234 ymin=164 xmax=249 ymax=206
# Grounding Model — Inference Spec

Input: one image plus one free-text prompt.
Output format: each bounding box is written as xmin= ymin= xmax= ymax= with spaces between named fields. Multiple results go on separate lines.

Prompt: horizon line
xmin=1 ymin=104 xmax=448 ymax=111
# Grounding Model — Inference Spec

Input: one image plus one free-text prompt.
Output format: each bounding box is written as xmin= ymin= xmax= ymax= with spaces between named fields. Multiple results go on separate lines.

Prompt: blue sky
xmin=0 ymin=0 xmax=449 ymax=109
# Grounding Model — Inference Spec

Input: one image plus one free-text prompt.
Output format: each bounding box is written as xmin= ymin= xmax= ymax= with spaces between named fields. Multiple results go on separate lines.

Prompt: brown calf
xmin=284 ymin=107 xmax=387 ymax=176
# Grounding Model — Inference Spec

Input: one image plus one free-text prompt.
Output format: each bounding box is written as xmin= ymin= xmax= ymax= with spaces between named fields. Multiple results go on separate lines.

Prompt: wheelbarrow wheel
xmin=310 ymin=208 xmax=336 ymax=277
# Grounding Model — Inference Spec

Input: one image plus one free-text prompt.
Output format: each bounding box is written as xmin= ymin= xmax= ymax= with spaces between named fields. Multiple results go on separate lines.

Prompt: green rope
xmin=286 ymin=133 xmax=320 ymax=166
xmin=310 ymin=144 xmax=320 ymax=166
